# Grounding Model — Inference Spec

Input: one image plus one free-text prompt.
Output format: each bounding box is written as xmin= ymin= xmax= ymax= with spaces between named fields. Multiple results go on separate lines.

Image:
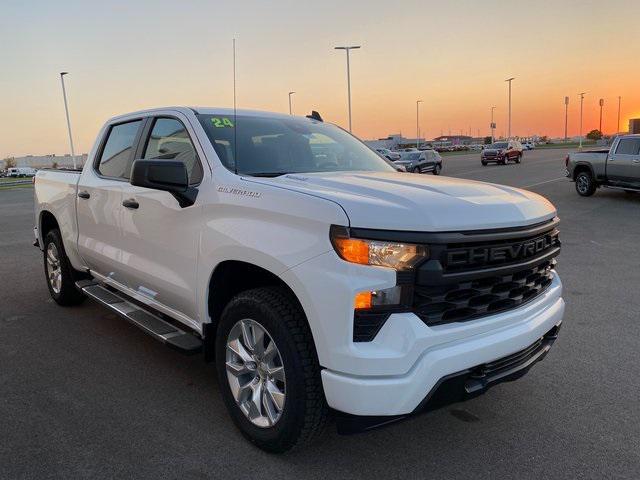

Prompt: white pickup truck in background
xmin=34 ymin=107 xmax=564 ymax=452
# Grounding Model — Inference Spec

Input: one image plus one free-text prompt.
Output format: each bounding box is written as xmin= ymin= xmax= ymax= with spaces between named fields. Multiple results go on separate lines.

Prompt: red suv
xmin=481 ymin=140 xmax=523 ymax=165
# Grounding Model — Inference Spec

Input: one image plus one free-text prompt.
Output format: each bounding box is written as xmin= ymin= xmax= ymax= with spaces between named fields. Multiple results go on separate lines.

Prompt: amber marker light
xmin=354 ymin=291 xmax=373 ymax=309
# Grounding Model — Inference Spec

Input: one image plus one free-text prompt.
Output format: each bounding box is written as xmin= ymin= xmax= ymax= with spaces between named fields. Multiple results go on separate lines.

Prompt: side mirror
xmin=130 ymin=159 xmax=197 ymax=207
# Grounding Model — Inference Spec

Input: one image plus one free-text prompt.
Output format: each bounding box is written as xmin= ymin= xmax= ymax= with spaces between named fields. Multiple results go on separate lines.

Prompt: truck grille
xmin=413 ymin=259 xmax=555 ymax=325
xmin=411 ymin=219 xmax=560 ymax=327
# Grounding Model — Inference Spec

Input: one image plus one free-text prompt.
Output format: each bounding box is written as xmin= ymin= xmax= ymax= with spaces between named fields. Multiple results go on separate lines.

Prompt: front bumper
xmin=320 ymin=273 xmax=564 ymax=417
xmin=336 ymin=323 xmax=560 ymax=433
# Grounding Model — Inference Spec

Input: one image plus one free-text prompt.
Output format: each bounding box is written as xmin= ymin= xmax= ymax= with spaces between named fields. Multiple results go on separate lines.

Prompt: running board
xmin=76 ymin=280 xmax=202 ymax=354
xmin=603 ymin=185 xmax=640 ymax=192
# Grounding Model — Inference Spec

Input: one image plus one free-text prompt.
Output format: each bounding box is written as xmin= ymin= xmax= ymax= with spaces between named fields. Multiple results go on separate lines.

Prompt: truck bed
xmin=34 ymin=169 xmax=82 ymax=267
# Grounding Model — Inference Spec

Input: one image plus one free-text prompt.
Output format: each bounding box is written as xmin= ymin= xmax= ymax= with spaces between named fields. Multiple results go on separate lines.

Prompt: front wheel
xmin=515 ymin=154 xmax=522 ymax=164
xmin=432 ymin=164 xmax=442 ymax=175
xmin=43 ymin=229 xmax=86 ymax=306
xmin=412 ymin=166 xmax=421 ymax=174
xmin=215 ymin=287 xmax=328 ymax=453
xmin=575 ymin=171 xmax=596 ymax=196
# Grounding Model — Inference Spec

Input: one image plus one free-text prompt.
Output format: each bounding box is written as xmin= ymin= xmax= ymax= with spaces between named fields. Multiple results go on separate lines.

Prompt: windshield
xmin=197 ymin=114 xmax=395 ymax=176
xmin=490 ymin=142 xmax=508 ymax=149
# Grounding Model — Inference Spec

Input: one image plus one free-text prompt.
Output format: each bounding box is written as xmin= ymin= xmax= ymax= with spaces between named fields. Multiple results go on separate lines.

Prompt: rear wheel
xmin=575 ymin=171 xmax=596 ymax=196
xmin=43 ymin=229 xmax=86 ymax=306
xmin=215 ymin=287 xmax=328 ymax=453
xmin=432 ymin=164 xmax=442 ymax=175
xmin=515 ymin=154 xmax=522 ymax=164
xmin=412 ymin=166 xmax=421 ymax=174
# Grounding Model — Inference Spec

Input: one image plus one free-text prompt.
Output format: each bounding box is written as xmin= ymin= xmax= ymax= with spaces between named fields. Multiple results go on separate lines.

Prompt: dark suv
xmin=481 ymin=140 xmax=523 ymax=165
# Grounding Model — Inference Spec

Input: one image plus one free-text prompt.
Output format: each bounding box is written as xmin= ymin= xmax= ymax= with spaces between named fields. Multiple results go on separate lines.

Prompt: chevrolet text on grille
xmin=446 ymin=233 xmax=559 ymax=267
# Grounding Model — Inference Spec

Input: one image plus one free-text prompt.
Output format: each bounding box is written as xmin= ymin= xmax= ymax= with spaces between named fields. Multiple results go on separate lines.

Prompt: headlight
xmin=330 ymin=226 xmax=428 ymax=270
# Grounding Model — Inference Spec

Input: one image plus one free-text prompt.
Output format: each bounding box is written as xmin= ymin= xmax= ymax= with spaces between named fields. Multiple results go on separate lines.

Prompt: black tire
xmin=481 ymin=160 xmax=488 ymax=166
xmin=575 ymin=170 xmax=596 ymax=197
xmin=43 ymin=229 xmax=86 ymax=306
xmin=215 ymin=286 xmax=328 ymax=453
xmin=624 ymin=190 xmax=637 ymax=195
xmin=412 ymin=166 xmax=421 ymax=174
xmin=515 ymin=154 xmax=522 ymax=164
xmin=432 ymin=164 xmax=442 ymax=175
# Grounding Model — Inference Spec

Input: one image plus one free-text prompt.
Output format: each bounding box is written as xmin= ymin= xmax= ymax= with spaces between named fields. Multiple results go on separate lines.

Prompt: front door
xmin=118 ymin=115 xmax=205 ymax=323
xmin=607 ymin=137 xmax=640 ymax=186
xmin=77 ymin=119 xmax=143 ymax=279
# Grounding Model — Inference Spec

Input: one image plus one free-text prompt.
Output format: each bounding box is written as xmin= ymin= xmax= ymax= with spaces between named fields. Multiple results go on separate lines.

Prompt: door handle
xmin=122 ymin=199 xmax=139 ymax=209
xmin=78 ymin=191 xmax=90 ymax=199
xmin=633 ymin=159 xmax=640 ymax=163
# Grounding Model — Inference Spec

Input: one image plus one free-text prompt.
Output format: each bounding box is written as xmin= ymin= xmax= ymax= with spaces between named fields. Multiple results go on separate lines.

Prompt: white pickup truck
xmin=34 ymin=107 xmax=564 ymax=452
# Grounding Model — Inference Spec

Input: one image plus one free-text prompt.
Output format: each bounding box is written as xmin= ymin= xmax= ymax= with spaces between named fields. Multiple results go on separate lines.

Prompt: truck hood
xmin=247 ymin=171 xmax=556 ymax=231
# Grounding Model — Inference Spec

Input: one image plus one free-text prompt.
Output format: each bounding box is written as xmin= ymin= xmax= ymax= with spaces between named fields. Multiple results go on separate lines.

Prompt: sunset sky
xmin=2 ymin=0 xmax=639 ymax=158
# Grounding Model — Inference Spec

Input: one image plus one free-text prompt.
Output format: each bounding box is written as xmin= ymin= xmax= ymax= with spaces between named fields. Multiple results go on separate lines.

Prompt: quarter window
xmin=97 ymin=120 xmax=142 ymax=179
xmin=144 ymin=118 xmax=203 ymax=184
xmin=615 ymin=138 xmax=640 ymax=155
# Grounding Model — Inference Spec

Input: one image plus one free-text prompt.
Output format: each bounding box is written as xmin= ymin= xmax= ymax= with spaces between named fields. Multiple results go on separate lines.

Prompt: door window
xmin=143 ymin=118 xmax=203 ymax=184
xmin=615 ymin=138 xmax=640 ymax=156
xmin=97 ymin=120 xmax=142 ymax=179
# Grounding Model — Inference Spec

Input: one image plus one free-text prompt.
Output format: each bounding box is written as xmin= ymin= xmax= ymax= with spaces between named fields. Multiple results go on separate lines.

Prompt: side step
xmin=76 ymin=280 xmax=202 ymax=354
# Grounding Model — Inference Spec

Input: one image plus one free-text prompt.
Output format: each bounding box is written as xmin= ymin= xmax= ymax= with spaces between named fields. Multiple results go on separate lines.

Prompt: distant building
xmin=629 ymin=119 xmax=640 ymax=134
xmin=1 ymin=154 xmax=86 ymax=169
xmin=432 ymin=135 xmax=477 ymax=146
xmin=364 ymin=134 xmax=426 ymax=150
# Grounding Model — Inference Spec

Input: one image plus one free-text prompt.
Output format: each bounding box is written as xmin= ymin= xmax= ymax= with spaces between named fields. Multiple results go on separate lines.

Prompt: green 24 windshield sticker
xmin=211 ymin=117 xmax=235 ymax=128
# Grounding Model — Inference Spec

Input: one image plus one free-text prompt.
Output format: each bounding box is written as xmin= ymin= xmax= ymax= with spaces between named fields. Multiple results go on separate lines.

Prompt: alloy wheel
xmin=577 ymin=174 xmax=590 ymax=194
xmin=46 ymin=243 xmax=62 ymax=294
xmin=225 ymin=318 xmax=286 ymax=428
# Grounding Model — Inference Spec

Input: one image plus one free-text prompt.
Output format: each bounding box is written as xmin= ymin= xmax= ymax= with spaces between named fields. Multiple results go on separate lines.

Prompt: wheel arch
xmin=203 ymin=260 xmax=308 ymax=362
xmin=39 ymin=210 xmax=60 ymax=245
xmin=572 ymin=162 xmax=595 ymax=181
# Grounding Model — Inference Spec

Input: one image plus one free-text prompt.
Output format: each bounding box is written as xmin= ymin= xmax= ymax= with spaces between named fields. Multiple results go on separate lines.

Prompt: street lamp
xmin=59 ymin=72 xmax=76 ymax=169
xmin=288 ymin=91 xmax=295 ymax=115
xmin=617 ymin=96 xmax=622 ymax=134
xmin=490 ymin=106 xmax=496 ymax=143
xmin=578 ymin=92 xmax=586 ymax=149
xmin=564 ymin=96 xmax=569 ymax=142
xmin=334 ymin=45 xmax=361 ymax=132
xmin=599 ymin=98 xmax=604 ymax=133
xmin=505 ymin=77 xmax=515 ymax=139
xmin=416 ymin=100 xmax=423 ymax=149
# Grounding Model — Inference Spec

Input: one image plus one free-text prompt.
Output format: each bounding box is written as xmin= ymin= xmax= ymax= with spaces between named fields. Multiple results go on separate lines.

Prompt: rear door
xmin=607 ymin=137 xmax=640 ymax=186
xmin=118 ymin=114 xmax=204 ymax=322
xmin=424 ymin=151 xmax=436 ymax=170
xmin=77 ymin=119 xmax=144 ymax=278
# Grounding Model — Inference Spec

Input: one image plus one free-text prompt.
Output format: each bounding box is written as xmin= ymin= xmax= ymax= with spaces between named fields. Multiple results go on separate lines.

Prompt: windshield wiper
xmin=245 ymin=172 xmax=290 ymax=178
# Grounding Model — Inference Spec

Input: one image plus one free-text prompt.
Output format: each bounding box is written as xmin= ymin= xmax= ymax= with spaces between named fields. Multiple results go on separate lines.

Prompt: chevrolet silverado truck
xmin=34 ymin=107 xmax=564 ymax=452
xmin=565 ymin=134 xmax=640 ymax=196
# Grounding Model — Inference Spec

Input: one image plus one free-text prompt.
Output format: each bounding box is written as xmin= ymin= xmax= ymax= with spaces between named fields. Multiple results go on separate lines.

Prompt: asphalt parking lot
xmin=1 ymin=147 xmax=639 ymax=479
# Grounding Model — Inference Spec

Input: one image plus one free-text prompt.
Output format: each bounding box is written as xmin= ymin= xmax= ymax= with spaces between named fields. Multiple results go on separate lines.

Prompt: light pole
xmin=599 ymin=98 xmax=604 ymax=133
xmin=416 ymin=100 xmax=422 ymax=149
xmin=505 ymin=77 xmax=514 ymax=138
xmin=288 ymin=91 xmax=295 ymax=115
xmin=617 ymin=96 xmax=621 ymax=134
xmin=490 ymin=106 xmax=496 ymax=143
xmin=334 ymin=45 xmax=361 ymax=132
xmin=564 ymin=96 xmax=569 ymax=142
xmin=578 ymin=92 xmax=586 ymax=149
xmin=59 ymin=72 xmax=76 ymax=169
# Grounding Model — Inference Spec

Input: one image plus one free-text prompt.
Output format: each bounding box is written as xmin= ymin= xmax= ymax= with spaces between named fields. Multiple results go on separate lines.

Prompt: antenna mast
xmin=233 ymin=38 xmax=238 ymax=174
